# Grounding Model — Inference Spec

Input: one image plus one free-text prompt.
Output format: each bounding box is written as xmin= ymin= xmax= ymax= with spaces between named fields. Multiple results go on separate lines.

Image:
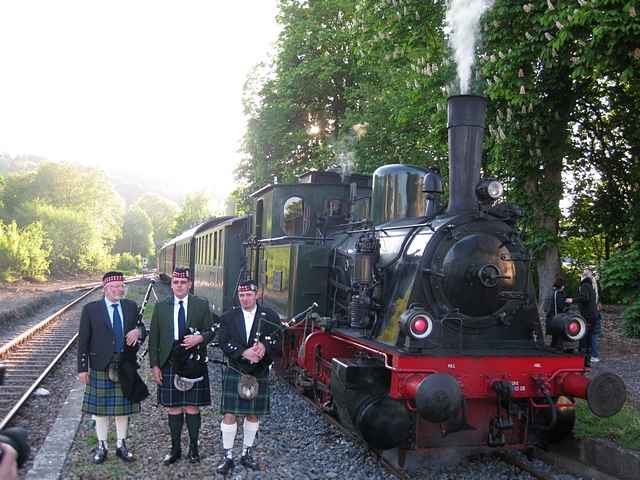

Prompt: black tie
xmin=112 ymin=304 xmax=124 ymax=353
xmin=178 ymin=300 xmax=186 ymax=338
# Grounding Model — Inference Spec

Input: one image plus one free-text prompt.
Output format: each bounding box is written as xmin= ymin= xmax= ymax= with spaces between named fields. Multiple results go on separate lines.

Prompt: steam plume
xmin=446 ymin=0 xmax=495 ymax=94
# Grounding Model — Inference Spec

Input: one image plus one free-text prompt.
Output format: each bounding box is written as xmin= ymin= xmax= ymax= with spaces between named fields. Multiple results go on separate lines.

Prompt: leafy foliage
xmin=238 ymin=0 xmax=639 ymax=310
xmin=600 ymin=242 xmax=640 ymax=336
xmin=132 ymin=194 xmax=178 ymax=251
xmin=172 ymin=192 xmax=212 ymax=235
xmin=116 ymin=206 xmax=155 ymax=258
xmin=0 ymin=162 xmax=124 ymax=275
xmin=114 ymin=252 xmax=143 ymax=274
xmin=0 ymin=220 xmax=50 ymax=282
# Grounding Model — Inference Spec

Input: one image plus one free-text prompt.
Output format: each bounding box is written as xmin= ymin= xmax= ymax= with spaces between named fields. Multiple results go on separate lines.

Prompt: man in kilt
xmin=149 ymin=267 xmax=215 ymax=465
xmin=216 ymin=279 xmax=282 ymax=474
xmin=78 ymin=271 xmax=146 ymax=464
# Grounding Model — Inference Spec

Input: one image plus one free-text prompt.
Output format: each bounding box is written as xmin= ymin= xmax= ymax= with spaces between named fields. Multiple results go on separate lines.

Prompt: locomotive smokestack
xmin=447 ymin=95 xmax=487 ymax=215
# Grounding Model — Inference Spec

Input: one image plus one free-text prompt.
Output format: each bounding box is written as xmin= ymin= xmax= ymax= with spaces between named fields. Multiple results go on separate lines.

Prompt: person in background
xmin=77 ymin=271 xmax=146 ymax=464
xmin=149 ymin=268 xmax=215 ymax=465
xmin=546 ymin=276 xmax=569 ymax=348
xmin=590 ymin=270 xmax=603 ymax=362
xmin=566 ymin=268 xmax=600 ymax=365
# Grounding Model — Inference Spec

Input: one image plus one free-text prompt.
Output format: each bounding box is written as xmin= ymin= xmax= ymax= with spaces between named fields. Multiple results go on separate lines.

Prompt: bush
xmin=0 ymin=220 xmax=50 ymax=282
xmin=622 ymin=300 xmax=640 ymax=338
xmin=22 ymin=201 xmax=115 ymax=275
xmin=600 ymin=243 xmax=640 ymax=337
xmin=115 ymin=252 xmax=142 ymax=274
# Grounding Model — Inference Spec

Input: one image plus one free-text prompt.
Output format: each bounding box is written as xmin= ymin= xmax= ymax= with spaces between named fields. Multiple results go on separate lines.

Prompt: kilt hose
xmin=157 ymin=365 xmax=211 ymax=407
xmin=82 ymin=368 xmax=141 ymax=416
xmin=220 ymin=368 xmax=270 ymax=416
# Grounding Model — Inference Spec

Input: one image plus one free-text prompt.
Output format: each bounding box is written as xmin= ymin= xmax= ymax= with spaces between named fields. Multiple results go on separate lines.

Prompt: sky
xmin=0 ymin=0 xmax=280 ymax=203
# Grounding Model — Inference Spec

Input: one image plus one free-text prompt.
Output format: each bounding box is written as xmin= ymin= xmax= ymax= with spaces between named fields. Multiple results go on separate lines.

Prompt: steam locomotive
xmin=158 ymin=95 xmax=626 ymax=453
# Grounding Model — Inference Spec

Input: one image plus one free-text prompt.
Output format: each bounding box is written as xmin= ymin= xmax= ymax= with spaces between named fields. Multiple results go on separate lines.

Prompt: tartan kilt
xmin=157 ymin=365 xmax=211 ymax=407
xmin=82 ymin=368 xmax=141 ymax=416
xmin=220 ymin=368 xmax=270 ymax=416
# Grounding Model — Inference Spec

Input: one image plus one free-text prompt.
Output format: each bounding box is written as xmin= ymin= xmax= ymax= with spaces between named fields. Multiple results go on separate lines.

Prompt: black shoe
xmin=92 ymin=441 xmax=108 ymax=464
xmin=216 ymin=457 xmax=234 ymax=475
xmin=115 ymin=440 xmax=135 ymax=463
xmin=188 ymin=444 xmax=200 ymax=463
xmin=162 ymin=449 xmax=182 ymax=465
xmin=240 ymin=447 xmax=260 ymax=471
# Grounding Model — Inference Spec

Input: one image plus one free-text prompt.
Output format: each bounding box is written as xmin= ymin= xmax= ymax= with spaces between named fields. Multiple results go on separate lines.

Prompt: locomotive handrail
xmin=332 ymin=335 xmax=438 ymax=374
xmin=347 ymin=221 xmax=436 ymax=234
xmin=252 ymin=235 xmax=335 ymax=243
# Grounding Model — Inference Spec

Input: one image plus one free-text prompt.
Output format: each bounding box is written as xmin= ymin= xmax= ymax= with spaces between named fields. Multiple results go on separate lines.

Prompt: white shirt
xmin=242 ymin=306 xmax=257 ymax=343
xmin=104 ymin=298 xmax=123 ymax=330
xmin=173 ymin=295 xmax=189 ymax=340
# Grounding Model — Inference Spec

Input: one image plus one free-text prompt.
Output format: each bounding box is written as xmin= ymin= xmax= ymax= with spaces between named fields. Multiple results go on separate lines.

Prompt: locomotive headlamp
xmin=476 ymin=179 xmax=504 ymax=202
xmin=548 ymin=313 xmax=587 ymax=342
xmin=409 ymin=314 xmax=433 ymax=339
xmin=400 ymin=308 xmax=434 ymax=340
xmin=565 ymin=317 xmax=586 ymax=341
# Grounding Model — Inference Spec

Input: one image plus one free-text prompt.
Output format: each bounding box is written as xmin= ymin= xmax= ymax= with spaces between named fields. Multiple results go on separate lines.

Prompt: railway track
xmin=0 ymin=276 xmax=146 ymax=430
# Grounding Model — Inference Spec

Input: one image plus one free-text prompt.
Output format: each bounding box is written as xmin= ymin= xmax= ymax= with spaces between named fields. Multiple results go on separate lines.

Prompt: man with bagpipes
xmin=77 ymin=271 xmax=149 ymax=464
xmin=215 ymin=279 xmax=282 ymax=475
xmin=149 ymin=267 xmax=216 ymax=465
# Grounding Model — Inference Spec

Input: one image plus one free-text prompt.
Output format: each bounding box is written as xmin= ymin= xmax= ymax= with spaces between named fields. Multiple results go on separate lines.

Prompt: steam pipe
xmin=447 ymin=95 xmax=487 ymax=215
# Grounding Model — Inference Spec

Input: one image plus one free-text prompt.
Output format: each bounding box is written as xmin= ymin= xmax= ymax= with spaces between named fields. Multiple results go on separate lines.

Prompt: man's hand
xmin=79 ymin=372 xmax=89 ymax=384
xmin=253 ymin=341 xmax=266 ymax=359
xmin=242 ymin=348 xmax=261 ymax=364
xmin=0 ymin=443 xmax=18 ymax=480
xmin=152 ymin=366 xmax=162 ymax=385
xmin=181 ymin=334 xmax=204 ymax=350
xmin=565 ymin=298 xmax=573 ymax=304
xmin=126 ymin=328 xmax=141 ymax=346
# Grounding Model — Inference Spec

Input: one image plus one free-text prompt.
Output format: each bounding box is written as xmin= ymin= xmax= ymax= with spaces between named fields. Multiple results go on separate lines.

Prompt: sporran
xmin=238 ymin=374 xmax=259 ymax=400
xmin=108 ymin=364 xmax=120 ymax=383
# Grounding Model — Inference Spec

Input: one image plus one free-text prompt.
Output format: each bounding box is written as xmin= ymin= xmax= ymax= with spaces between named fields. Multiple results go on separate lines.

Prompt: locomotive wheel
xmin=543 ymin=396 xmax=576 ymax=443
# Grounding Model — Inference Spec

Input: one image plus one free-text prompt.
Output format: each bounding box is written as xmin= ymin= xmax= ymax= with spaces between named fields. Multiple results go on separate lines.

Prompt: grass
xmin=574 ymin=399 xmax=640 ymax=450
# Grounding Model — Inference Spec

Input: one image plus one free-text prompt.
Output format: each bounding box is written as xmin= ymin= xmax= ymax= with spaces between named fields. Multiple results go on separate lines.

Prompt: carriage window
xmin=214 ymin=231 xmax=218 ymax=265
xmin=282 ymin=196 xmax=307 ymax=236
xmin=208 ymin=234 xmax=212 ymax=265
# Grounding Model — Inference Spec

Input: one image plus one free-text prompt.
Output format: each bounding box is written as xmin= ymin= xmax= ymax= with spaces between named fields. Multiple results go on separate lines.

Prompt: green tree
xmin=238 ymin=0 xmax=362 ymax=196
xmin=0 ymin=162 xmax=124 ymax=274
xmin=172 ymin=192 xmax=211 ymax=235
xmin=117 ymin=206 xmax=154 ymax=257
xmin=132 ymin=194 xmax=178 ymax=251
xmin=479 ymin=0 xmax=639 ymax=303
xmin=19 ymin=200 xmax=113 ymax=275
xmin=0 ymin=220 xmax=50 ymax=282
xmin=239 ymin=0 xmax=639 ymax=311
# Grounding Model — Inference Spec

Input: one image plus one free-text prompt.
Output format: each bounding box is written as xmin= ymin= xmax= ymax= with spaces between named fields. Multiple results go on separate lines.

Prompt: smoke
xmin=338 ymin=149 xmax=355 ymax=181
xmin=445 ymin=0 xmax=495 ymax=94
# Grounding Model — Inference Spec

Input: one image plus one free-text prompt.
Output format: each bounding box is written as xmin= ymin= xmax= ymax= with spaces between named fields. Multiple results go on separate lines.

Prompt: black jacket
xmin=218 ymin=305 xmax=282 ymax=376
xmin=77 ymin=298 xmax=144 ymax=372
xmin=574 ymin=278 xmax=598 ymax=323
